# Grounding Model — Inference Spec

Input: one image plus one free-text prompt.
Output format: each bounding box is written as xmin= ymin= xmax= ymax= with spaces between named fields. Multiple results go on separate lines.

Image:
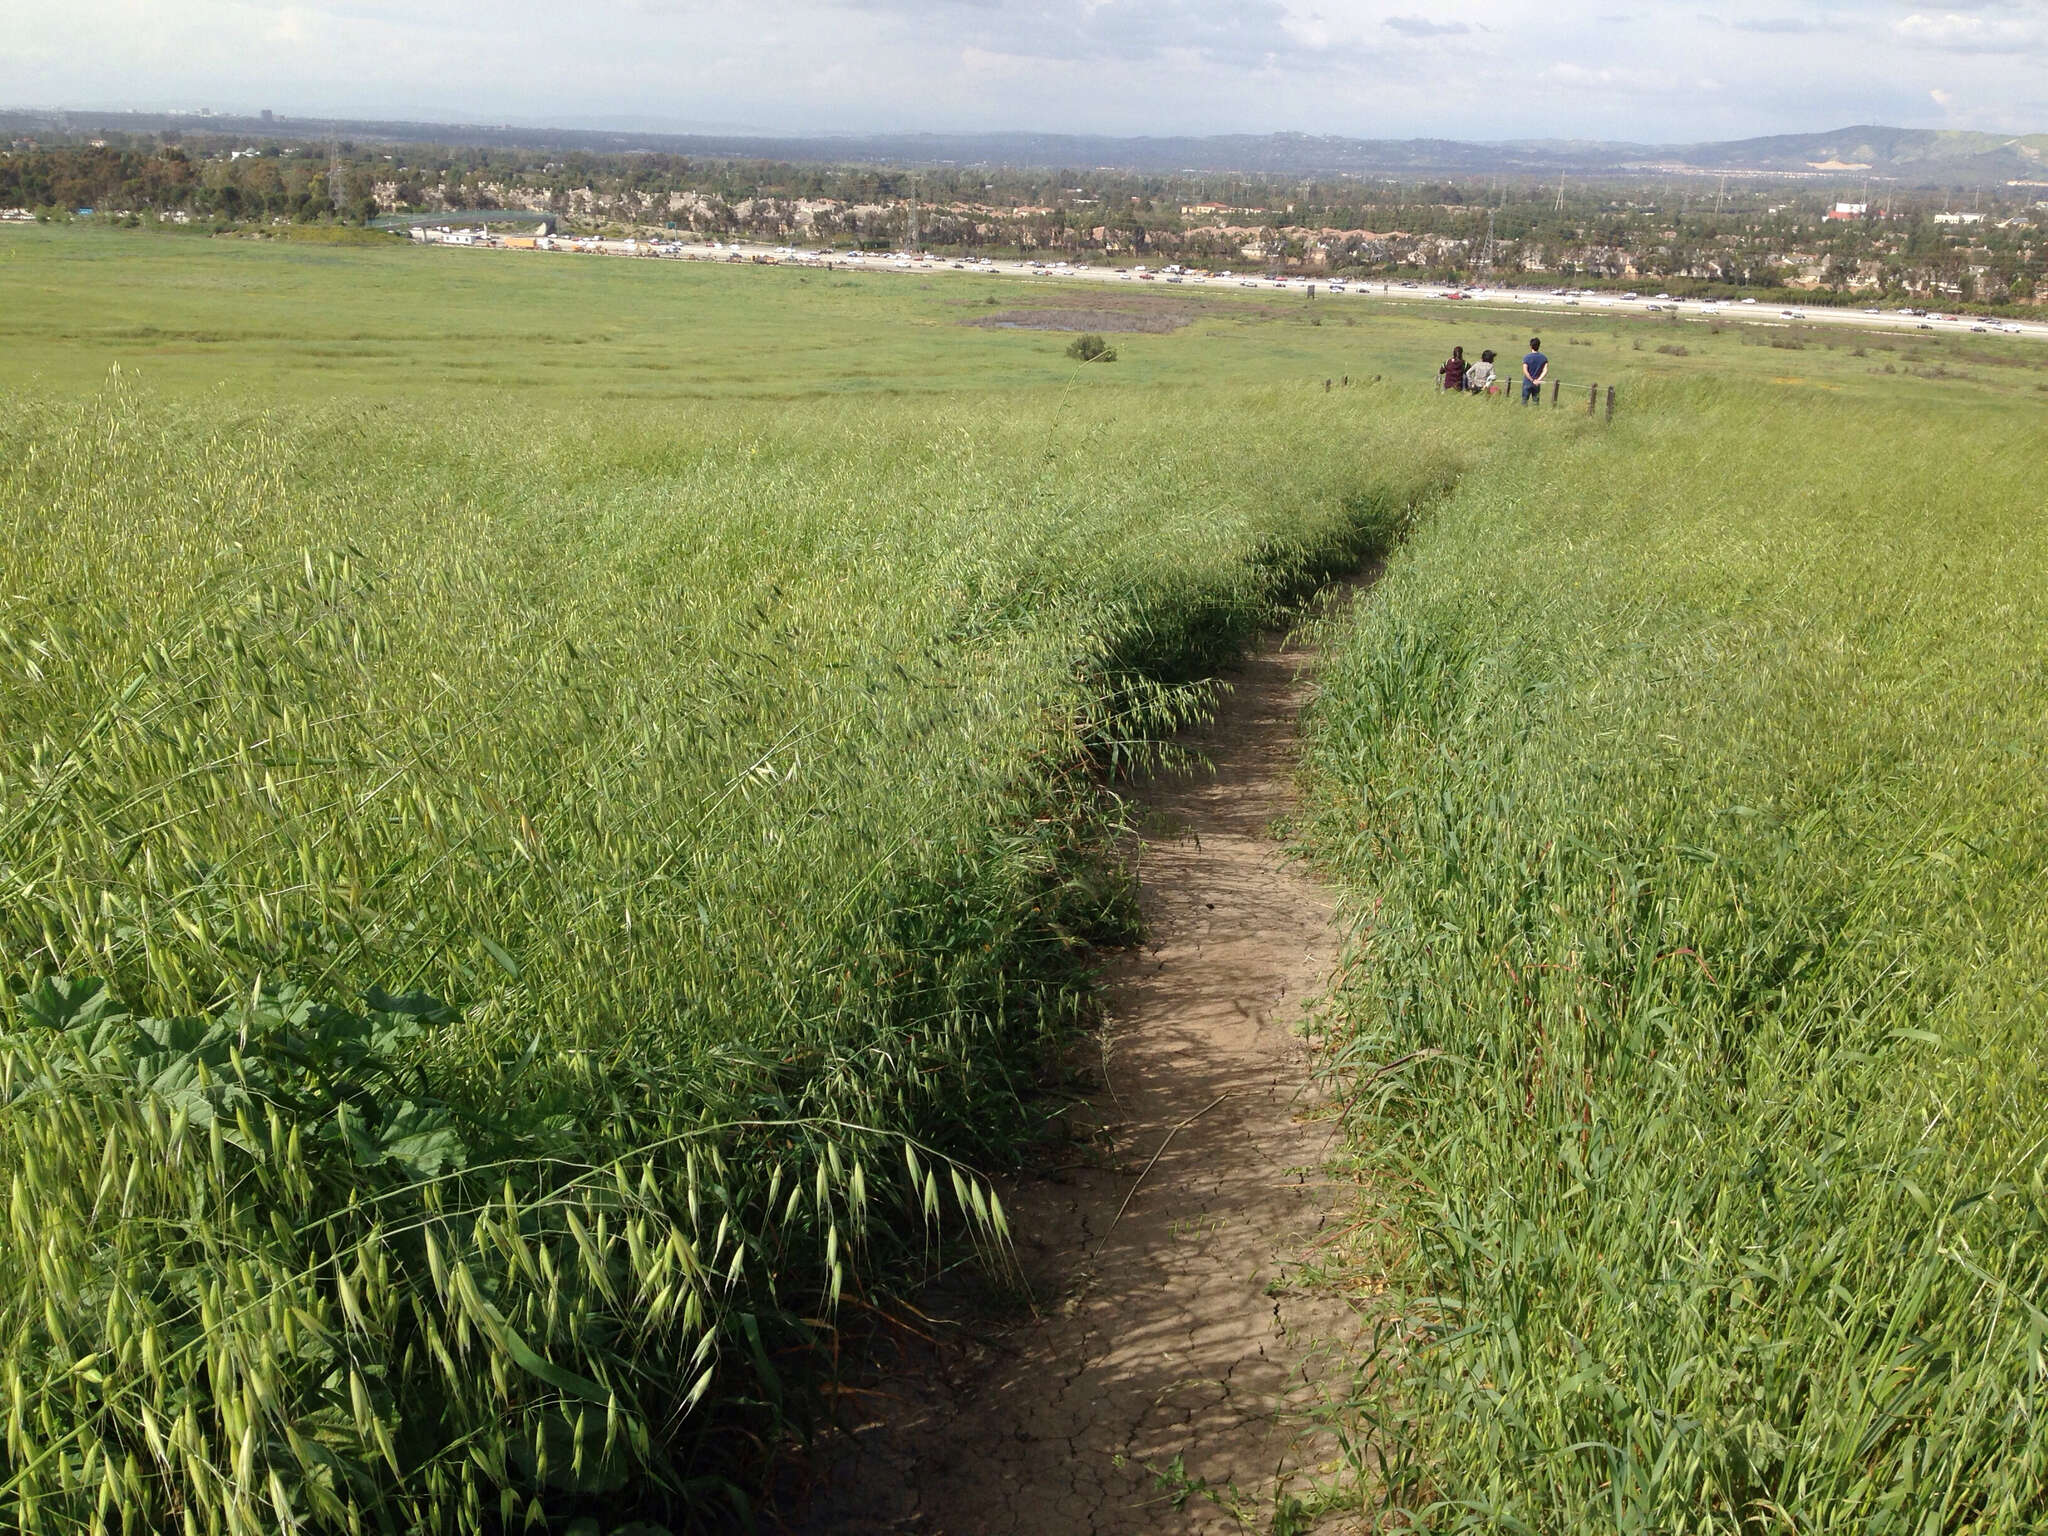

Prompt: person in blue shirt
xmin=1521 ymin=338 xmax=1549 ymax=402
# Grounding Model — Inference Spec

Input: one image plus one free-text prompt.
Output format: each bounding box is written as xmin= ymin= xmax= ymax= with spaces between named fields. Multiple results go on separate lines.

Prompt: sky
xmin=4 ymin=0 xmax=2045 ymax=144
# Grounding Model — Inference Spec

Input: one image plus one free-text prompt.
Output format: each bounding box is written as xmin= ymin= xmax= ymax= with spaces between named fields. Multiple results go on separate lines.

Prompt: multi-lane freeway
xmin=420 ymin=226 xmax=2048 ymax=343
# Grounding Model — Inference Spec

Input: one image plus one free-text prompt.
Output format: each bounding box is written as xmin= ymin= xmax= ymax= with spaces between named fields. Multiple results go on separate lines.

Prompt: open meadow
xmin=2 ymin=222 xmax=2046 ymax=1533
xmin=1304 ymin=386 xmax=2048 ymax=1527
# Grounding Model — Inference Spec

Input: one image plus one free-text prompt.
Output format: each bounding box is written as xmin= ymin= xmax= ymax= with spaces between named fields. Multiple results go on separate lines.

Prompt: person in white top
xmin=1464 ymin=349 xmax=1498 ymax=394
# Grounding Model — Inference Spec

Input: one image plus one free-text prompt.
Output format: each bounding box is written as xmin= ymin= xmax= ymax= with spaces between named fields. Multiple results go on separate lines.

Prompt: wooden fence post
xmin=1588 ymin=383 xmax=1598 ymax=415
xmin=1606 ymin=385 xmax=1616 ymax=422
xmin=1551 ymin=378 xmax=1560 ymax=406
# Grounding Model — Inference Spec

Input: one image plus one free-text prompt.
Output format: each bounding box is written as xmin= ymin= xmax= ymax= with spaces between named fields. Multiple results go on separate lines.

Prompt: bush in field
xmin=1065 ymin=332 xmax=1117 ymax=362
xmin=0 ymin=383 xmax=1438 ymax=1532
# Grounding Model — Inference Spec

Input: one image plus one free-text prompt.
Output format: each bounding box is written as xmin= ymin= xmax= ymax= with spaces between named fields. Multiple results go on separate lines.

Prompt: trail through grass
xmin=6 ymin=223 xmax=2043 ymax=1534
xmin=0 ymin=378 xmax=1457 ymax=1532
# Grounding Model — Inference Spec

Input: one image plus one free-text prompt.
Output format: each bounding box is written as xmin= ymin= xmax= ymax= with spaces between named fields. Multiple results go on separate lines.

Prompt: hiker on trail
xmin=1465 ymin=349 xmax=1498 ymax=394
xmin=1521 ymin=338 xmax=1549 ymax=402
xmin=1438 ymin=345 xmax=1467 ymax=392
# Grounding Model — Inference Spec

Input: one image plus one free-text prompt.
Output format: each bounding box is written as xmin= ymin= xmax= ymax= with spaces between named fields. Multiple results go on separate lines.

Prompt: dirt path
xmin=789 ymin=610 xmax=1366 ymax=1534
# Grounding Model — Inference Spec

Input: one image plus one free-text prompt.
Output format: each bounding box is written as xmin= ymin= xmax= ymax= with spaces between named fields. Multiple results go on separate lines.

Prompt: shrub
xmin=1065 ymin=333 xmax=1117 ymax=362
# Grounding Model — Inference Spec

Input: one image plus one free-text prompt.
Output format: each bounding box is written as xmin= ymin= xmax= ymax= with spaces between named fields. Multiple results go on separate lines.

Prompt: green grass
xmin=1304 ymin=377 xmax=2048 ymax=1530
xmin=7 ymin=224 xmax=2046 ymax=409
xmin=0 ymin=370 xmax=1459 ymax=1532
xmin=3 ymin=222 xmax=2044 ymax=1533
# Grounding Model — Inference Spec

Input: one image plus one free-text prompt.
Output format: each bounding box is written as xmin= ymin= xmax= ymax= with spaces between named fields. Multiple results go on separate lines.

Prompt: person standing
xmin=1438 ymin=345 xmax=1467 ymax=392
xmin=1521 ymin=337 xmax=1549 ymax=403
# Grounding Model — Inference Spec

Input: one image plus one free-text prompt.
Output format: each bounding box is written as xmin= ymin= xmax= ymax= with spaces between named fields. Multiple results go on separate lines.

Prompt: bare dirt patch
xmin=965 ymin=306 xmax=1198 ymax=334
xmin=784 ymin=597 xmax=1375 ymax=1534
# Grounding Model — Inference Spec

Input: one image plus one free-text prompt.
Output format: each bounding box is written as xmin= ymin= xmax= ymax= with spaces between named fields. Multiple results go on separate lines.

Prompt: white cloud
xmin=1894 ymin=11 xmax=2044 ymax=53
xmin=0 ymin=0 xmax=2039 ymax=141
xmin=1384 ymin=16 xmax=1470 ymax=37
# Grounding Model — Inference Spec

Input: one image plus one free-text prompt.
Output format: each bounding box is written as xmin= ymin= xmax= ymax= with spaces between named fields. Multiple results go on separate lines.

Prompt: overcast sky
xmin=5 ymin=0 xmax=2044 ymax=144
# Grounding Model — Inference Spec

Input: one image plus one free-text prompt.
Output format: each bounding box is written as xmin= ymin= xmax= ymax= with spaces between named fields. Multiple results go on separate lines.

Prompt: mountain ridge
xmin=5 ymin=110 xmax=2044 ymax=185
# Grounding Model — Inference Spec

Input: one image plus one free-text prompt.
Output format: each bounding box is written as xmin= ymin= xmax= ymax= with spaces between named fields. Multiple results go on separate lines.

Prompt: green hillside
xmin=2 ymin=222 xmax=2045 ymax=1533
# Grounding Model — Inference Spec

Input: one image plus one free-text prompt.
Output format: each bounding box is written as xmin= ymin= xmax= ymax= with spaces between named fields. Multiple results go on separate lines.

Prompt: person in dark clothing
xmin=1438 ymin=345 xmax=1467 ymax=392
xmin=1521 ymin=338 xmax=1549 ymax=402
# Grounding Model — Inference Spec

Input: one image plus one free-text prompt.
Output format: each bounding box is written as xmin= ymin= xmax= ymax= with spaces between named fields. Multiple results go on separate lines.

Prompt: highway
xmin=432 ymin=228 xmax=2048 ymax=344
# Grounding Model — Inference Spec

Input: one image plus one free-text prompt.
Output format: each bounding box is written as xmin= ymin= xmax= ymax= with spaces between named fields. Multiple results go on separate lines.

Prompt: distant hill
xmin=5 ymin=110 xmax=2043 ymax=185
xmin=1642 ymin=127 xmax=2048 ymax=182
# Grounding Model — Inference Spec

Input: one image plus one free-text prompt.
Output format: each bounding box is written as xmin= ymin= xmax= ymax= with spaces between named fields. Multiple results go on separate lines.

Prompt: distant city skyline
xmin=4 ymin=1 xmax=2044 ymax=144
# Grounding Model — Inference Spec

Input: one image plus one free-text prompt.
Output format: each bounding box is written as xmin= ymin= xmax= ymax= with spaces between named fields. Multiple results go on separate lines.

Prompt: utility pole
xmin=1482 ymin=205 xmax=1496 ymax=273
xmin=1714 ymin=173 xmax=1726 ymax=218
xmin=329 ymin=137 xmax=347 ymax=218
xmin=1555 ymin=169 xmax=1566 ymax=213
xmin=907 ymin=174 xmax=918 ymax=252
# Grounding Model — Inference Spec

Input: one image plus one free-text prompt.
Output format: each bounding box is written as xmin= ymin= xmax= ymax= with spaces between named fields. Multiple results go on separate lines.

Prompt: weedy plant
xmin=0 ymin=381 xmax=1447 ymax=1531
xmin=1305 ymin=380 xmax=2048 ymax=1531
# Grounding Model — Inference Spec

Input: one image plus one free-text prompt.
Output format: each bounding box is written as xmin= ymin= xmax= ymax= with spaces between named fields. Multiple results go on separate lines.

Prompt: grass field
xmin=2 ymin=222 xmax=2045 ymax=1533
xmin=6 ymin=224 xmax=2048 ymax=408
xmin=1305 ymin=382 xmax=2048 ymax=1529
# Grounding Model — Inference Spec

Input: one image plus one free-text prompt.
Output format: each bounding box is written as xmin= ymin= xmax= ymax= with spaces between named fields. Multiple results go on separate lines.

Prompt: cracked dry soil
xmin=788 ymin=611 xmax=1367 ymax=1534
